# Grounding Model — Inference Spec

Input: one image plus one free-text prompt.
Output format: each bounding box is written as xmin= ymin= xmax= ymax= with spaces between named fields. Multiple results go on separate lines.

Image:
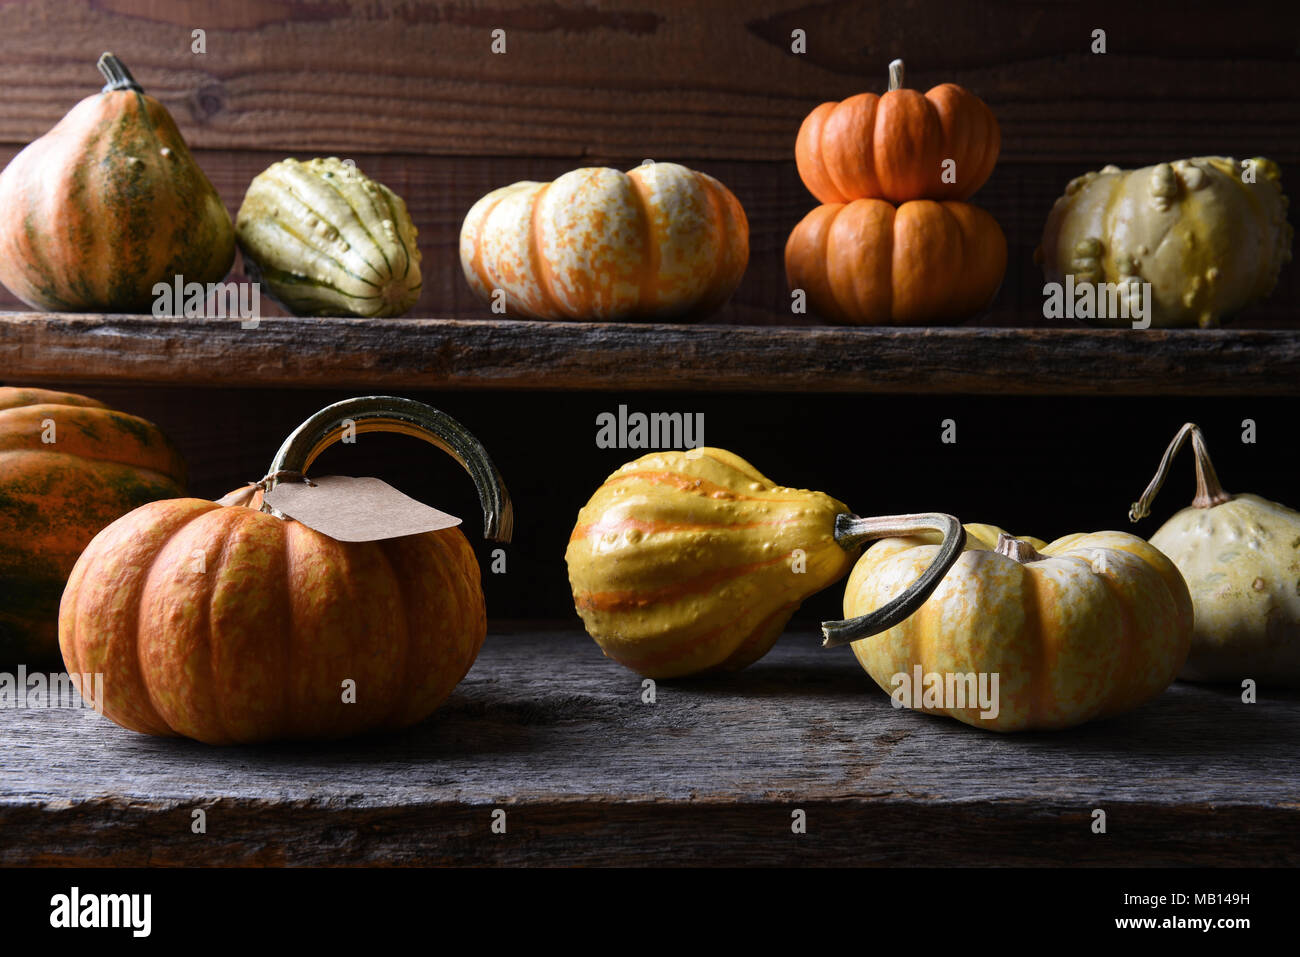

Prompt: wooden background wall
xmin=0 ymin=0 xmax=1297 ymax=324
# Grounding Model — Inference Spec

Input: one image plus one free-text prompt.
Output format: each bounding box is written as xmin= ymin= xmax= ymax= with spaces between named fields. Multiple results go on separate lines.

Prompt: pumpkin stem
xmin=97 ymin=52 xmax=144 ymax=94
xmin=888 ymin=58 xmax=905 ymax=91
xmin=821 ymin=512 xmax=966 ymax=647
xmin=1129 ymin=422 xmax=1232 ymax=522
xmin=994 ymin=533 xmax=1044 ymax=564
xmin=215 ymin=484 xmax=261 ymax=509
xmin=264 ymin=396 xmax=513 ymax=542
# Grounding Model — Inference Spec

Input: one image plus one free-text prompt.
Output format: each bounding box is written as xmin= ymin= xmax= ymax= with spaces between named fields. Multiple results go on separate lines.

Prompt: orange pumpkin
xmin=0 ymin=53 xmax=234 ymax=312
xmin=795 ymin=59 xmax=1000 ymax=205
xmin=0 ymin=387 xmax=185 ymax=662
xmin=58 ymin=397 xmax=512 ymax=745
xmin=785 ymin=199 xmax=1006 ymax=325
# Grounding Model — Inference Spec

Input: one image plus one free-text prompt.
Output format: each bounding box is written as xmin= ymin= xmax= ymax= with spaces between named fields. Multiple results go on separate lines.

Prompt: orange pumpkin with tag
xmin=59 ymin=397 xmax=511 ymax=744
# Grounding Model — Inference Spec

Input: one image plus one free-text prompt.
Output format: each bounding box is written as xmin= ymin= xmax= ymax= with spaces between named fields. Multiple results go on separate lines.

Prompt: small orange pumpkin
xmin=785 ymin=199 xmax=1006 ymax=325
xmin=796 ymin=59 xmax=1000 ymax=205
xmin=59 ymin=397 xmax=512 ymax=745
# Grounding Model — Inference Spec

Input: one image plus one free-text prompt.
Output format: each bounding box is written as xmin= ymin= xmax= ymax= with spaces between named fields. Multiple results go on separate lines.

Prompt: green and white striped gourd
xmin=235 ymin=157 xmax=422 ymax=317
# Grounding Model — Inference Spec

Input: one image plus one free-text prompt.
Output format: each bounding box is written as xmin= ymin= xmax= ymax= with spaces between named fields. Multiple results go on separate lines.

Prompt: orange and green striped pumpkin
xmin=0 ymin=387 xmax=186 ymax=662
xmin=0 ymin=53 xmax=234 ymax=313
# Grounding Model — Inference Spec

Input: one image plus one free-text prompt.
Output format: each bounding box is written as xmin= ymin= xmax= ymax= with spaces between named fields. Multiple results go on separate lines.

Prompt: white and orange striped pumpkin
xmin=459 ymin=163 xmax=748 ymax=321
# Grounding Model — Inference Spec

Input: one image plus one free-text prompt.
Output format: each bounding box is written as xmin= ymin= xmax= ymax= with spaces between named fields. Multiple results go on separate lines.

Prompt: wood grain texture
xmin=4 ymin=313 xmax=1300 ymax=393
xmin=0 ymin=0 xmax=1296 ymax=164
xmin=2 ymin=626 xmax=1296 ymax=866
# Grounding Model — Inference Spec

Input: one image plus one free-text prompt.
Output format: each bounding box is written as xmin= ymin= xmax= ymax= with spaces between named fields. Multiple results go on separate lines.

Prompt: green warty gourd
xmin=235 ymin=157 xmax=422 ymax=318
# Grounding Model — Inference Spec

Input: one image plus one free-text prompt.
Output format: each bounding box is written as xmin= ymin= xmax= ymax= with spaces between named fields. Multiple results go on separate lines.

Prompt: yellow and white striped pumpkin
xmin=460 ymin=162 xmax=748 ymax=321
xmin=844 ymin=524 xmax=1193 ymax=731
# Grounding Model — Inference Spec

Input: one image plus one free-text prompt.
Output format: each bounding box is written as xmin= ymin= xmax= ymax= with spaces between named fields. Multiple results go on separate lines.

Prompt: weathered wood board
xmin=4 ymin=314 xmax=1299 ymax=393
xmin=1 ymin=627 xmax=1296 ymax=866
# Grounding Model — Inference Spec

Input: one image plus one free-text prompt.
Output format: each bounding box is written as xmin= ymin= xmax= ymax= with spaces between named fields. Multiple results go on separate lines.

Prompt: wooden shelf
xmin=2 ymin=626 xmax=1295 ymax=866
xmin=4 ymin=312 xmax=1299 ymax=394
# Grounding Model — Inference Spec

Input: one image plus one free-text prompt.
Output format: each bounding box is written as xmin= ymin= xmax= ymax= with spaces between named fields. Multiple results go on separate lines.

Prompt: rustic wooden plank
xmin=1 ymin=149 xmax=1294 ymax=325
xmin=1 ymin=627 xmax=1296 ymax=866
xmin=3 ymin=313 xmax=1299 ymax=393
xmin=0 ymin=0 xmax=1295 ymax=163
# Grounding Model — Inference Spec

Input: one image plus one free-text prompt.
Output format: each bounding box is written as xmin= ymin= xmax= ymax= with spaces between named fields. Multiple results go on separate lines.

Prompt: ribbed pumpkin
xmin=566 ymin=447 xmax=964 ymax=679
xmin=0 ymin=53 xmax=234 ymax=313
xmin=0 ymin=387 xmax=185 ymax=662
xmin=835 ymin=524 xmax=1193 ymax=731
xmin=460 ymin=162 xmax=748 ymax=321
xmin=795 ymin=60 xmax=1000 ymax=205
xmin=59 ymin=397 xmax=512 ymax=744
xmin=236 ymin=157 xmax=423 ymax=318
xmin=785 ymin=199 xmax=1006 ymax=325
xmin=1130 ymin=423 xmax=1300 ymax=685
xmin=1035 ymin=156 xmax=1292 ymax=328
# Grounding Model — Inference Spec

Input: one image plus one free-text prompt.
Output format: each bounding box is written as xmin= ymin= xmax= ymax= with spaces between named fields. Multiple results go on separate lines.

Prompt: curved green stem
xmin=265 ymin=396 xmax=513 ymax=542
xmin=821 ymin=512 xmax=966 ymax=648
xmin=1129 ymin=422 xmax=1231 ymax=523
xmin=97 ymin=52 xmax=143 ymax=94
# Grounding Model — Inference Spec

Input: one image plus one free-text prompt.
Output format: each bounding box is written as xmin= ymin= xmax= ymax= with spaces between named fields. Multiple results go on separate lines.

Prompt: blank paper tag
xmin=262 ymin=475 xmax=462 ymax=542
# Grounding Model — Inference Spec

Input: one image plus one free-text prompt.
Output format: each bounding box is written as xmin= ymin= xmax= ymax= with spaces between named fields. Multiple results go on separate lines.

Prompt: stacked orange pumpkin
xmin=786 ymin=60 xmax=1007 ymax=325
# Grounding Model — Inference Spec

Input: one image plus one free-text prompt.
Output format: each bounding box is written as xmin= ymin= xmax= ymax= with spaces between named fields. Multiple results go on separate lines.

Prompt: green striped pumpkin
xmin=235 ymin=158 xmax=423 ymax=317
xmin=0 ymin=387 xmax=186 ymax=663
xmin=0 ymin=53 xmax=235 ymax=313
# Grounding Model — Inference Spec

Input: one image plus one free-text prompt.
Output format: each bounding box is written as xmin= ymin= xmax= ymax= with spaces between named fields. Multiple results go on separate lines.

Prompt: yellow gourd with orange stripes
xmin=459 ymin=162 xmax=748 ymax=321
xmin=566 ymin=448 xmax=965 ymax=678
xmin=843 ymin=524 xmax=1194 ymax=731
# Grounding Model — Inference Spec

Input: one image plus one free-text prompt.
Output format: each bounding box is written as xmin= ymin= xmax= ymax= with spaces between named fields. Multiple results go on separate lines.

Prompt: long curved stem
xmin=821 ymin=512 xmax=965 ymax=648
xmin=266 ymin=396 xmax=513 ymax=542
xmin=97 ymin=52 xmax=143 ymax=94
xmin=1129 ymin=422 xmax=1231 ymax=523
